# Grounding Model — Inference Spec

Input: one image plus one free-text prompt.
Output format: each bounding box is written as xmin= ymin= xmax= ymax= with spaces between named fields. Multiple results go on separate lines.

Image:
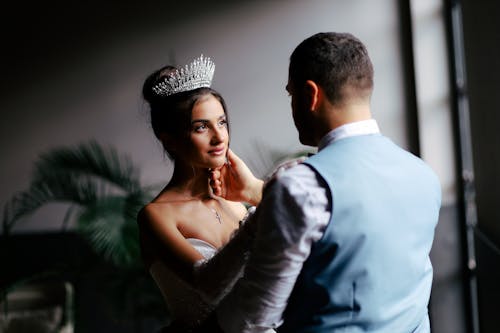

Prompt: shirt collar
xmin=318 ymin=119 xmax=380 ymax=151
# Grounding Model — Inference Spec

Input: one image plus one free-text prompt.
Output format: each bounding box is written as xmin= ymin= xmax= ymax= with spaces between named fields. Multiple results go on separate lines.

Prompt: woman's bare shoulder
xmin=137 ymin=200 xmax=178 ymax=227
xmin=138 ymin=200 xmax=206 ymax=269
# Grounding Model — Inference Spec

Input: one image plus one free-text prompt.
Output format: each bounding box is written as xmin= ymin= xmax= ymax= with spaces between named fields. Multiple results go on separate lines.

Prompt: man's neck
xmin=315 ymin=103 xmax=372 ymax=144
xmin=317 ymin=118 xmax=380 ymax=150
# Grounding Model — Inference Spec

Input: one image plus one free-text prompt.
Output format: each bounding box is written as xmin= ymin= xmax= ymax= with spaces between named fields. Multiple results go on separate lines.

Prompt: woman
xmin=137 ymin=55 xmax=263 ymax=332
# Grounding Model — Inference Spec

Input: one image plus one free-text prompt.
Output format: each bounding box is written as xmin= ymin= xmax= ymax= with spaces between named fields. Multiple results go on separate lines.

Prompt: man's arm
xmin=216 ymin=164 xmax=331 ymax=332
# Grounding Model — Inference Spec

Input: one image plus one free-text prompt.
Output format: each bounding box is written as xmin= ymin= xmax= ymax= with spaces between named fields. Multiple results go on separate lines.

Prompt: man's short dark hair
xmin=289 ymin=32 xmax=374 ymax=105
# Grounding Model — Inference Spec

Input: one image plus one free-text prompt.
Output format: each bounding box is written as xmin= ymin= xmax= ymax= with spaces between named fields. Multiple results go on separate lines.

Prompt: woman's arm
xmin=138 ymin=203 xmax=257 ymax=304
xmin=192 ymin=207 xmax=257 ymax=304
xmin=138 ymin=204 xmax=205 ymax=281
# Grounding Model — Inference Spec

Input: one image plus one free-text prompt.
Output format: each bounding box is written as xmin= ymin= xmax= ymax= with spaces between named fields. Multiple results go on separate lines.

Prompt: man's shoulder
xmin=264 ymin=156 xmax=310 ymax=185
xmin=263 ymin=155 xmax=329 ymax=198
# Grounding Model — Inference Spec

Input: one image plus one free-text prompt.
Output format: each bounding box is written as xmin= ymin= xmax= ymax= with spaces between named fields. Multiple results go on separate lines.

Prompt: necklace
xmin=210 ymin=208 xmax=223 ymax=224
xmin=169 ymin=189 xmax=223 ymax=224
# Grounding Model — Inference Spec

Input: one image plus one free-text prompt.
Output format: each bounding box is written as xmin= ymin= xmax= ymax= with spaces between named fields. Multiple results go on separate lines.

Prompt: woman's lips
xmin=209 ymin=146 xmax=226 ymax=156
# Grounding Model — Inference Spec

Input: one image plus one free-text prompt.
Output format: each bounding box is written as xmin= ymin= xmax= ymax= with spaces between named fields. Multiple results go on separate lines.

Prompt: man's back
xmin=279 ymin=134 xmax=441 ymax=333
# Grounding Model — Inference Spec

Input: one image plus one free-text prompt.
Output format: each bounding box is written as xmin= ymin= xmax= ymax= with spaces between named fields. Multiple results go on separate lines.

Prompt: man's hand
xmin=209 ymin=149 xmax=264 ymax=206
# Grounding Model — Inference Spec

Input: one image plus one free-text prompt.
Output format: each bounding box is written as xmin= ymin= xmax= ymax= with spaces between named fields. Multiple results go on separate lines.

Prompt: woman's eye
xmin=194 ymin=124 xmax=207 ymax=132
xmin=218 ymin=119 xmax=228 ymax=127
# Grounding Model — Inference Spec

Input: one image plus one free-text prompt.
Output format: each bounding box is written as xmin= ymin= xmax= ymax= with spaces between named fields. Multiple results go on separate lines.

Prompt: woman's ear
xmin=304 ymin=80 xmax=321 ymax=111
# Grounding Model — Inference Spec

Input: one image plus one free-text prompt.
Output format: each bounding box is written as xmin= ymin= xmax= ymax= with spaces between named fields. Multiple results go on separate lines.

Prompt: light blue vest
xmin=278 ymin=134 xmax=441 ymax=333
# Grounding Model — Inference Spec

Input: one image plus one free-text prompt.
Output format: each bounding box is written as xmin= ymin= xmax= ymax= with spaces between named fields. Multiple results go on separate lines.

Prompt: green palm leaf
xmin=2 ymin=141 xmax=164 ymax=325
xmin=76 ymin=195 xmax=141 ymax=267
xmin=2 ymin=141 xmax=153 ymax=268
xmin=3 ymin=172 xmax=97 ymax=235
xmin=32 ymin=140 xmax=142 ymax=193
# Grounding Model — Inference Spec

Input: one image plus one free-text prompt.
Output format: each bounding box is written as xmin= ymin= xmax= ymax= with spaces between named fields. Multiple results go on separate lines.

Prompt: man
xmin=211 ymin=32 xmax=441 ymax=332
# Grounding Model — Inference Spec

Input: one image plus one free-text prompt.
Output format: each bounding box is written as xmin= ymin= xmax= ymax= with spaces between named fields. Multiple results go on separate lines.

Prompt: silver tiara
xmin=152 ymin=55 xmax=215 ymax=97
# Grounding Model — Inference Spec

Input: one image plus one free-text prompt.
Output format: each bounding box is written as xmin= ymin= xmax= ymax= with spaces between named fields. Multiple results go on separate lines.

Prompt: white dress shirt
xmin=217 ymin=119 xmax=380 ymax=332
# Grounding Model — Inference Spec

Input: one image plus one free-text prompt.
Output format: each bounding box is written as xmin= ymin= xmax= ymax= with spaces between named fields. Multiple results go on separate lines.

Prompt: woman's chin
xmin=207 ymin=157 xmax=226 ymax=169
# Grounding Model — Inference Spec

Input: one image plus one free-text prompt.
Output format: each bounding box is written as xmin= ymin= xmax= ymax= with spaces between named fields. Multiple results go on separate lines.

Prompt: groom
xmin=212 ymin=32 xmax=441 ymax=332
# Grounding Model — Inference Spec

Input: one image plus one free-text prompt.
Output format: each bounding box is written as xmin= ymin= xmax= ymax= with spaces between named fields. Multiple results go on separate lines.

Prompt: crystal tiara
xmin=152 ymin=54 xmax=215 ymax=97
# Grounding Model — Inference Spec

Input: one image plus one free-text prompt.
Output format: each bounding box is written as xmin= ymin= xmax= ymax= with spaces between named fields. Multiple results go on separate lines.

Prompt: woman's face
xmin=185 ymin=94 xmax=229 ymax=169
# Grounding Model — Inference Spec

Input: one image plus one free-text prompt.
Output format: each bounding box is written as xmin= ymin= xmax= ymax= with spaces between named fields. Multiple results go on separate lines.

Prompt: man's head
xmin=287 ymin=32 xmax=374 ymax=145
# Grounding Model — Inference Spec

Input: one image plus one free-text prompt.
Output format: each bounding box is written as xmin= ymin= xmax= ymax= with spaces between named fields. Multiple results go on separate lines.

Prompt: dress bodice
xmin=185 ymin=238 xmax=217 ymax=259
xmin=149 ymin=238 xmax=218 ymax=330
xmin=148 ymin=207 xmax=272 ymax=331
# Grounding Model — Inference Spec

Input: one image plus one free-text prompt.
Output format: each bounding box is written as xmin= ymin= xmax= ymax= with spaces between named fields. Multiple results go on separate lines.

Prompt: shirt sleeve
xmin=216 ymin=163 xmax=331 ymax=332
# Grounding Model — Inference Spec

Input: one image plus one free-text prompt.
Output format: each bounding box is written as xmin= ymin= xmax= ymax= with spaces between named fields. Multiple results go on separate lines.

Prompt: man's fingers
xmin=209 ymin=169 xmax=221 ymax=181
xmin=209 ymin=174 xmax=224 ymax=196
xmin=226 ymin=149 xmax=242 ymax=167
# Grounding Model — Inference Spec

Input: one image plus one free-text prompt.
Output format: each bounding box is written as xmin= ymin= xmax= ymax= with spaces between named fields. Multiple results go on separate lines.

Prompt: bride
xmin=137 ymin=55 xmax=263 ymax=332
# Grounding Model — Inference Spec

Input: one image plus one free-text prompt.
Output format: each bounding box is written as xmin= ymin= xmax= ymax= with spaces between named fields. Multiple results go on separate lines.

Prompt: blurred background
xmin=0 ymin=0 xmax=499 ymax=332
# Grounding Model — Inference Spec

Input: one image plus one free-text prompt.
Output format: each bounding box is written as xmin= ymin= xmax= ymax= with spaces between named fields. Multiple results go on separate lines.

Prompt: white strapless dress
xmin=149 ymin=208 xmax=275 ymax=332
xmin=149 ymin=238 xmax=219 ymax=331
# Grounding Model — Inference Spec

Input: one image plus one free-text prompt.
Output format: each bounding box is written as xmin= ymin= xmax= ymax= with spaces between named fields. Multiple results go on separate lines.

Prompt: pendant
xmin=210 ymin=208 xmax=223 ymax=224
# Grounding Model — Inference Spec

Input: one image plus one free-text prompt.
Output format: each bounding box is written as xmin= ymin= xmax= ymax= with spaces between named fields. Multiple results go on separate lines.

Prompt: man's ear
xmin=304 ymin=80 xmax=321 ymax=111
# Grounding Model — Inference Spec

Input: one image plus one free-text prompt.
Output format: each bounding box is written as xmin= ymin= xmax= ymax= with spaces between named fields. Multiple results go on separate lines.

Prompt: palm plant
xmin=1 ymin=141 xmax=167 ymax=330
xmin=2 ymin=140 xmax=155 ymax=268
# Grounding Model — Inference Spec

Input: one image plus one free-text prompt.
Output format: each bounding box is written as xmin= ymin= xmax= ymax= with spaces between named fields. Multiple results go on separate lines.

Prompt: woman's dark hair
xmin=142 ymin=65 xmax=229 ymax=159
